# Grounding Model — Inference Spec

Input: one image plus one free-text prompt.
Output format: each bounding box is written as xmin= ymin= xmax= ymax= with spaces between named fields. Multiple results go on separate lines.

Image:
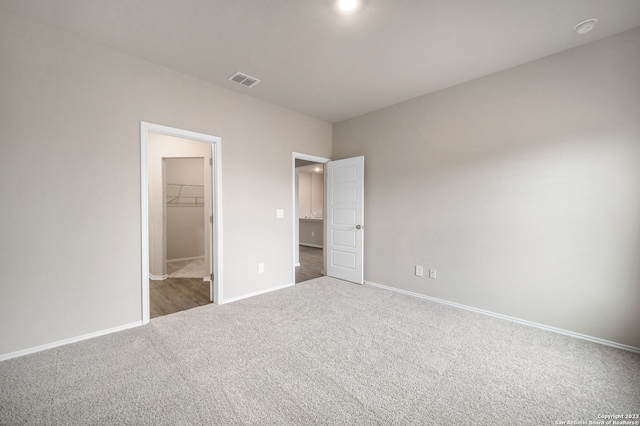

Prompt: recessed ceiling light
xmin=337 ymin=0 xmax=360 ymax=13
xmin=574 ymin=18 xmax=598 ymax=35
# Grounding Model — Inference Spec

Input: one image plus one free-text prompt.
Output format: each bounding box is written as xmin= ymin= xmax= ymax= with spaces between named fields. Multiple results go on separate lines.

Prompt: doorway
xmin=149 ymin=157 xmax=208 ymax=318
xmin=292 ymin=153 xmax=330 ymax=284
xmin=141 ymin=122 xmax=222 ymax=324
xmin=292 ymin=153 xmax=365 ymax=286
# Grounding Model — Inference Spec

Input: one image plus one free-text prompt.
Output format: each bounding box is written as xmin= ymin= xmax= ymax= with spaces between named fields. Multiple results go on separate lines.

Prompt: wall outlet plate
xmin=415 ymin=265 xmax=424 ymax=277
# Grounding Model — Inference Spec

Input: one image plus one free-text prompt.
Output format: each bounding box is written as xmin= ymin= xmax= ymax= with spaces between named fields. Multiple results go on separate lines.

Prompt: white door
xmin=326 ymin=156 xmax=364 ymax=284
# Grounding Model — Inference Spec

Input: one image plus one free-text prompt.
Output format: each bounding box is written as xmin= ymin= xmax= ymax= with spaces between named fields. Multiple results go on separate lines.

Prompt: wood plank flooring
xmin=296 ymin=245 xmax=323 ymax=283
xmin=150 ymin=277 xmax=211 ymax=318
xmin=151 ymin=247 xmax=322 ymax=318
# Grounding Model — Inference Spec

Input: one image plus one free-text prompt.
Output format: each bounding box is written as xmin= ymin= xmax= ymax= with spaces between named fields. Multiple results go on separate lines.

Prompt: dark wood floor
xmin=150 ymin=277 xmax=212 ymax=318
xmin=151 ymin=247 xmax=321 ymax=318
xmin=296 ymin=245 xmax=323 ymax=283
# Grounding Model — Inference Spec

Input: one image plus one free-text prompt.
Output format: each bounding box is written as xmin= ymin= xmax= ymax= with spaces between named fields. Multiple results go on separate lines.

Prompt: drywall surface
xmin=298 ymin=172 xmax=312 ymax=219
xmin=298 ymin=171 xmax=324 ymax=219
xmin=333 ymin=28 xmax=640 ymax=348
xmin=310 ymin=173 xmax=324 ymax=218
xmin=148 ymin=138 xmax=210 ymax=278
xmin=165 ymin=158 xmax=206 ymax=261
xmin=0 ymin=11 xmax=331 ymax=356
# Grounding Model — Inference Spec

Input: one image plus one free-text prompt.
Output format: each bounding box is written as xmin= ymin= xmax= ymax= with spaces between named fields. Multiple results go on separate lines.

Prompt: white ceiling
xmin=2 ymin=0 xmax=640 ymax=123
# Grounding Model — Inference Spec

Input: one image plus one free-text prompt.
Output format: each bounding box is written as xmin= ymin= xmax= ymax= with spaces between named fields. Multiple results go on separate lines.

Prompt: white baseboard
xmin=0 ymin=321 xmax=144 ymax=362
xmin=365 ymin=280 xmax=640 ymax=354
xmin=167 ymin=255 xmax=205 ymax=263
xmin=220 ymin=282 xmax=294 ymax=304
xmin=149 ymin=273 xmax=168 ymax=281
xmin=294 ymin=262 xmax=300 ymax=267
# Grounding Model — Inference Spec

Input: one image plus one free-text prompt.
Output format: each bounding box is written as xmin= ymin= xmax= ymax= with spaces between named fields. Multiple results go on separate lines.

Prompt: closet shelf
xmin=166 ymin=183 xmax=204 ymax=207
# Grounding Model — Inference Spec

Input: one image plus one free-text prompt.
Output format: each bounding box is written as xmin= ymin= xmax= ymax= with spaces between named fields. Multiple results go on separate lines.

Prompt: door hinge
xmin=210 ymin=273 xmax=214 ymax=281
xmin=209 ymin=158 xmax=213 ymax=166
xmin=210 ymin=216 xmax=213 ymax=223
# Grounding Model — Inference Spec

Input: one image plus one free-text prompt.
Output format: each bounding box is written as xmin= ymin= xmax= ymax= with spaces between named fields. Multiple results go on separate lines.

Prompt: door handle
xmin=356 ymin=225 xmax=362 ymax=230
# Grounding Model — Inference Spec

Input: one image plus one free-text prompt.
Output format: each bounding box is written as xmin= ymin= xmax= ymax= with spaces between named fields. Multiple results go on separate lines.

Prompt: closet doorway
xmin=141 ymin=122 xmax=222 ymax=324
xmin=151 ymin=157 xmax=208 ymax=318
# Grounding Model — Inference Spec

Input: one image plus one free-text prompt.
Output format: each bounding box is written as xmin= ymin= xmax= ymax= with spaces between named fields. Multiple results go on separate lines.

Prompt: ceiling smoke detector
xmin=228 ymin=71 xmax=261 ymax=88
xmin=574 ymin=18 xmax=598 ymax=34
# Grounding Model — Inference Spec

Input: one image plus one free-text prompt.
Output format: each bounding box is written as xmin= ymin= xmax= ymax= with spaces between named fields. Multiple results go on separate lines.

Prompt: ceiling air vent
xmin=228 ymin=71 xmax=261 ymax=88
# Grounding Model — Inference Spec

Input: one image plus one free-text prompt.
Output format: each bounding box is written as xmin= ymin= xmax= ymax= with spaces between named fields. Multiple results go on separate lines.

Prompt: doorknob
xmin=356 ymin=225 xmax=362 ymax=230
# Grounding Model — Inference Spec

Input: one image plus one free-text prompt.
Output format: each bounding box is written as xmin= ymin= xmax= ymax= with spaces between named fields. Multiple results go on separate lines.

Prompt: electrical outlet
xmin=429 ymin=268 xmax=436 ymax=279
xmin=311 ymin=231 xmax=315 ymax=237
xmin=258 ymin=263 xmax=264 ymax=273
xmin=415 ymin=265 xmax=424 ymax=277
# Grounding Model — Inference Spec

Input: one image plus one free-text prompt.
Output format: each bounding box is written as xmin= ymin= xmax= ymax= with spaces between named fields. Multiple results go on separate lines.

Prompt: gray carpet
xmin=1 ymin=277 xmax=639 ymax=425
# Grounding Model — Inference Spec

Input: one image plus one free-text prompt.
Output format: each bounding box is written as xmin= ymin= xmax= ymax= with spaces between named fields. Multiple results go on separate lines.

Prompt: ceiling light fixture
xmin=573 ymin=18 xmax=598 ymax=34
xmin=337 ymin=0 xmax=361 ymax=13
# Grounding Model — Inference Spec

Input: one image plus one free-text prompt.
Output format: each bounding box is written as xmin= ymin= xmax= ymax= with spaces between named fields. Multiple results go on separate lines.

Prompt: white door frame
xmin=141 ymin=122 xmax=223 ymax=323
xmin=292 ymin=152 xmax=331 ymax=284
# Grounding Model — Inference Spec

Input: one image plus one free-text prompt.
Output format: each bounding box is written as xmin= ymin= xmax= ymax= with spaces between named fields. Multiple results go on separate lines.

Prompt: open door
xmin=325 ymin=156 xmax=364 ymax=284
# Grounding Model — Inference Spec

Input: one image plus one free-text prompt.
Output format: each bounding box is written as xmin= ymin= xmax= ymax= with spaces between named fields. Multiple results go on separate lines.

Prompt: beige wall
xmin=0 ymin=11 xmax=331 ymax=356
xmin=298 ymin=172 xmax=312 ymax=218
xmin=333 ymin=28 xmax=640 ymax=349
xmin=311 ymin=173 xmax=324 ymax=219
xmin=166 ymin=158 xmax=206 ymax=262
xmin=297 ymin=170 xmax=324 ymax=219
xmin=148 ymin=137 xmax=211 ymax=278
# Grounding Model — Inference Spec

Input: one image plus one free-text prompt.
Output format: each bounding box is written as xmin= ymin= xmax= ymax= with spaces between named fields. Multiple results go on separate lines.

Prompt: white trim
xmin=365 ymin=280 xmax=640 ymax=354
xmin=211 ymin=142 xmax=223 ymax=304
xmin=141 ymin=122 xmax=223 ymax=324
xmin=299 ymin=243 xmax=323 ymax=249
xmin=149 ymin=273 xmax=168 ymax=281
xmin=220 ymin=282 xmax=294 ymax=305
xmin=141 ymin=123 xmax=150 ymax=322
xmin=0 ymin=321 xmax=143 ymax=362
xmin=292 ymin=152 xmax=331 ymax=286
xmin=167 ymin=255 xmax=205 ymax=263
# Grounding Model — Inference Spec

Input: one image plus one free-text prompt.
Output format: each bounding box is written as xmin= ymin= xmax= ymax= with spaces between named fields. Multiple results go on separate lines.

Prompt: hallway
xmin=296 ymin=246 xmax=323 ymax=283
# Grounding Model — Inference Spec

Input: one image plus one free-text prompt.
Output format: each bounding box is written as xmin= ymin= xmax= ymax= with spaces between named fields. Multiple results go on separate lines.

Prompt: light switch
xmin=276 ymin=209 xmax=284 ymax=219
